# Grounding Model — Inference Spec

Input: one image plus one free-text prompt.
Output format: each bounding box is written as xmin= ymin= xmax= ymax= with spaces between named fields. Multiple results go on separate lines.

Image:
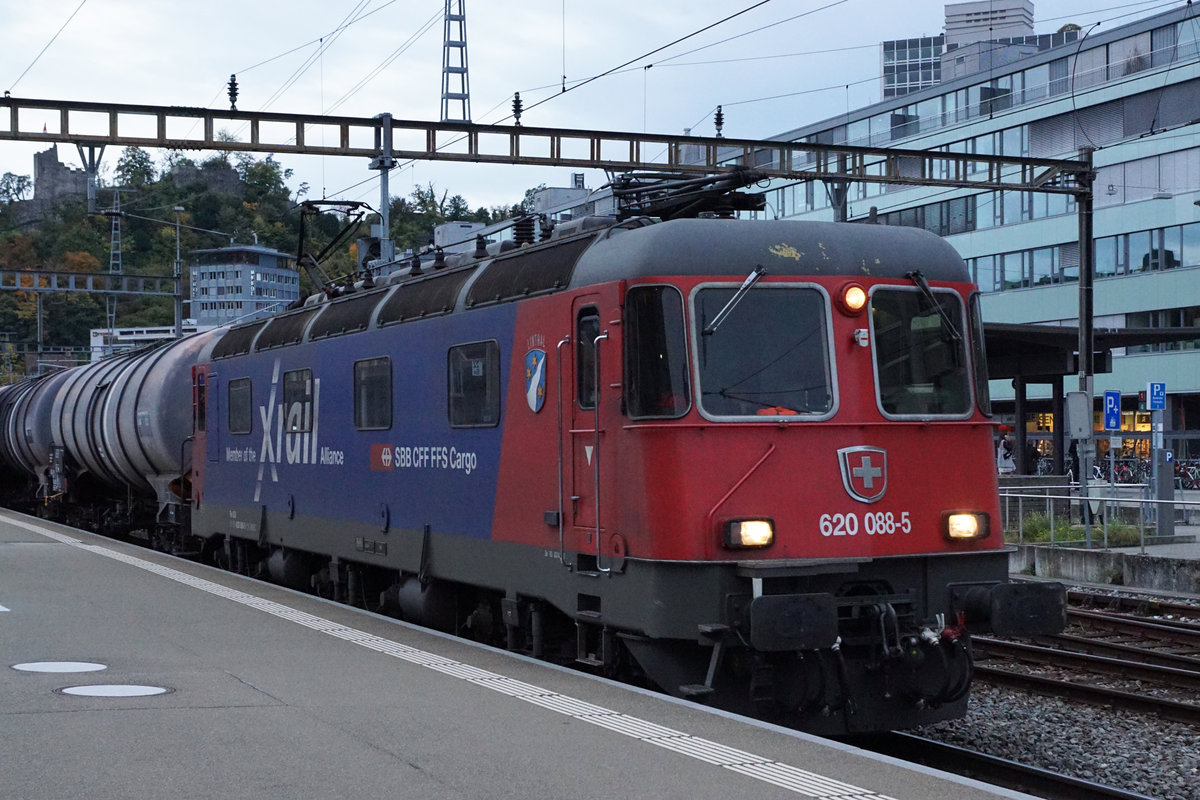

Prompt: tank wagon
xmin=0 ymin=212 xmax=1065 ymax=734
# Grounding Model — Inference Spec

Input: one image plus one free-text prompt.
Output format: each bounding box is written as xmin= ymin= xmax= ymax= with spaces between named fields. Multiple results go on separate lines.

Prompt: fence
xmin=999 ymin=483 xmax=1200 ymax=553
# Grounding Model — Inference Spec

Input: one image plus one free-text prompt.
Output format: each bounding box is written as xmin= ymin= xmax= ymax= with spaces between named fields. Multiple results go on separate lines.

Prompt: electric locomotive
xmin=0 ymin=187 xmax=1065 ymax=735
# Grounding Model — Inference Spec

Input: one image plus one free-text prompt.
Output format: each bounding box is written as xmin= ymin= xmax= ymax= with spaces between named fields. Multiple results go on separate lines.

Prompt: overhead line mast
xmin=440 ymin=0 xmax=471 ymax=123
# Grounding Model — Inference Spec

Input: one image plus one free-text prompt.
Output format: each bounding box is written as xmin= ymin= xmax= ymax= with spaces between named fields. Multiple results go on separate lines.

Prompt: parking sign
xmin=1148 ymin=382 xmax=1166 ymax=411
xmin=1103 ymin=390 xmax=1121 ymax=431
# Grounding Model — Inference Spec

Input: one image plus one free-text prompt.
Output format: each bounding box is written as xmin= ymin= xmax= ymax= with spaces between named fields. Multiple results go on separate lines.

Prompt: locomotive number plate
xmin=818 ymin=511 xmax=911 ymax=537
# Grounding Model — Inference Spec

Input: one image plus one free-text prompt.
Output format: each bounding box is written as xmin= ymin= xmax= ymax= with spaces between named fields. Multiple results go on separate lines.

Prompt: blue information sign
xmin=1148 ymin=382 xmax=1166 ymax=411
xmin=1103 ymin=390 xmax=1121 ymax=431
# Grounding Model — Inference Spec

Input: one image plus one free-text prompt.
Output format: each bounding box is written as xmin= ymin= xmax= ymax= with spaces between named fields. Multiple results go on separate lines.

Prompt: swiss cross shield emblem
xmin=838 ymin=446 xmax=887 ymax=504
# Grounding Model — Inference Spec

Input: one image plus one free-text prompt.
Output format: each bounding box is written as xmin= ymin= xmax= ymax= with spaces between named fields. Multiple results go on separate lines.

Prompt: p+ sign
xmin=1103 ymin=390 xmax=1121 ymax=431
xmin=1147 ymin=382 xmax=1166 ymax=411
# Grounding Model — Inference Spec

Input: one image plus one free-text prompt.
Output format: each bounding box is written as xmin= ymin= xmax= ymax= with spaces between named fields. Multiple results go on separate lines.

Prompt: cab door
xmin=564 ymin=294 xmax=620 ymax=566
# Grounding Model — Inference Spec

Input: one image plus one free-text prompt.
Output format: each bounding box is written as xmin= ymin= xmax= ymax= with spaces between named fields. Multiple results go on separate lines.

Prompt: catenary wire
xmin=326 ymin=0 xmax=798 ymax=199
xmin=6 ymin=0 xmax=90 ymax=94
xmin=330 ymin=0 xmax=1180 ymax=205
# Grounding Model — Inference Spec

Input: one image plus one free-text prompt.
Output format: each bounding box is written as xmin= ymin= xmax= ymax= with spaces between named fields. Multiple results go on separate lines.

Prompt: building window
xmin=354 ymin=357 xmax=392 ymax=430
xmin=448 ymin=341 xmax=500 ymax=428
xmin=228 ymin=378 xmax=252 ymax=435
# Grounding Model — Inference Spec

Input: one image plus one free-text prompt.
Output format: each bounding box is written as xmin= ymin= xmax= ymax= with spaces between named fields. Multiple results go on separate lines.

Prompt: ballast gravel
xmin=917 ymin=684 xmax=1200 ymax=800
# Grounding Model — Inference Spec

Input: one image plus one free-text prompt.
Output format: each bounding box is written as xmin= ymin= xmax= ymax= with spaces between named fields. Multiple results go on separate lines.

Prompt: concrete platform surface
xmin=0 ymin=509 xmax=1034 ymax=800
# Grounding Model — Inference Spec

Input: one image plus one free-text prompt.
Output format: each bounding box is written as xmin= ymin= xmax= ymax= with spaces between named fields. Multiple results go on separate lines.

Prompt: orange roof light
xmin=840 ymin=283 xmax=867 ymax=314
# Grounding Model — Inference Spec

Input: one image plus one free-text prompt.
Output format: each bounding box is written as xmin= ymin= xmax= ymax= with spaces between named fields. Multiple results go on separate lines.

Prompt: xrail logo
xmin=254 ymin=360 xmax=330 ymax=501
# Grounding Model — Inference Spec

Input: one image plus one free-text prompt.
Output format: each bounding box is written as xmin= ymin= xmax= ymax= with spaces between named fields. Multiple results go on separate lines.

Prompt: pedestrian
xmin=997 ymin=432 xmax=1016 ymax=475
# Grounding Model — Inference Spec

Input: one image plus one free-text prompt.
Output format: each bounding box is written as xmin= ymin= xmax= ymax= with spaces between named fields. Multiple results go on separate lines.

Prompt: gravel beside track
xmin=918 ymin=684 xmax=1200 ymax=800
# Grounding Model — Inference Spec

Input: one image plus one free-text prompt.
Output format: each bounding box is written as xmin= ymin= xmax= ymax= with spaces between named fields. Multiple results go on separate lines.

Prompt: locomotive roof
xmin=570 ymin=218 xmax=970 ymax=286
xmin=205 ymin=217 xmax=971 ymax=360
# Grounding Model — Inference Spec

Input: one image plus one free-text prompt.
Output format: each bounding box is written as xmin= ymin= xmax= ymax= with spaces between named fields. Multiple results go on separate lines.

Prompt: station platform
xmin=1011 ymin=524 xmax=1200 ymax=595
xmin=0 ymin=509 xmax=1034 ymax=800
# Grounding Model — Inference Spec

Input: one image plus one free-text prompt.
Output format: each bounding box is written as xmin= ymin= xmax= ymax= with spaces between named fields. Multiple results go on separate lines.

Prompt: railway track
xmin=1067 ymin=588 xmax=1200 ymax=621
xmin=854 ymin=732 xmax=1157 ymax=800
xmin=972 ymin=585 xmax=1200 ymax=724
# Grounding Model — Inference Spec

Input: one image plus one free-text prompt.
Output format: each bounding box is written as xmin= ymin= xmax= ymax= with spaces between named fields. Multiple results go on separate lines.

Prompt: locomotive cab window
xmin=968 ymin=293 xmax=992 ymax=417
xmin=625 ymin=286 xmax=690 ymax=418
xmin=448 ymin=341 xmax=500 ymax=427
xmin=576 ymin=310 xmax=601 ymax=410
xmin=283 ymin=369 xmax=313 ymax=433
xmin=694 ymin=285 xmax=833 ymax=419
xmin=354 ymin=357 xmax=392 ymax=430
xmin=871 ymin=287 xmax=971 ymax=417
xmin=228 ymin=378 xmax=252 ymax=435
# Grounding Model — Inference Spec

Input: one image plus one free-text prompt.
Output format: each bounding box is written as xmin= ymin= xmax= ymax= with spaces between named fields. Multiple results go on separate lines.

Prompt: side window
xmin=448 ymin=341 xmax=500 ymax=428
xmin=283 ymin=369 xmax=313 ymax=433
xmin=576 ymin=310 xmax=601 ymax=410
xmin=228 ymin=378 xmax=253 ymax=435
xmin=354 ymin=357 xmax=392 ymax=430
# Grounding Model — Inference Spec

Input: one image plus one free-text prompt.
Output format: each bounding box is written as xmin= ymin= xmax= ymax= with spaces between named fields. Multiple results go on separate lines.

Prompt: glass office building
xmin=760 ymin=5 xmax=1200 ymax=455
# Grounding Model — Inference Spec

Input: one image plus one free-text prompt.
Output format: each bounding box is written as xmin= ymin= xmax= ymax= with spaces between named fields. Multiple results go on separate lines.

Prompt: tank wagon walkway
xmin=0 ymin=510 xmax=1033 ymax=800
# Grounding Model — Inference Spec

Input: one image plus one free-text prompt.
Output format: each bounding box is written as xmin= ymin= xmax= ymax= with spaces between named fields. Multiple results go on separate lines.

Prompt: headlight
xmin=944 ymin=512 xmax=990 ymax=541
xmin=723 ymin=519 xmax=774 ymax=549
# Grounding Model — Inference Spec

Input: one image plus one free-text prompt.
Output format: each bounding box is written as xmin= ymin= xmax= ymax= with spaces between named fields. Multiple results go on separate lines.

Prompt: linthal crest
xmin=838 ymin=446 xmax=887 ymax=504
xmin=525 ymin=349 xmax=547 ymax=413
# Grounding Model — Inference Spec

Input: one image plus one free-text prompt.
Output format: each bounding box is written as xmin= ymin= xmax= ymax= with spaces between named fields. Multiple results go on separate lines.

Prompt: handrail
xmin=592 ymin=331 xmax=611 ymax=574
xmin=555 ymin=335 xmax=571 ymax=568
xmin=999 ymin=490 xmax=1200 ymax=506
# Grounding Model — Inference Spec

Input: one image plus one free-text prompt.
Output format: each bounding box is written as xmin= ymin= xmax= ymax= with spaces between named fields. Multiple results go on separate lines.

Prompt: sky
xmin=0 ymin=0 xmax=1184 ymax=215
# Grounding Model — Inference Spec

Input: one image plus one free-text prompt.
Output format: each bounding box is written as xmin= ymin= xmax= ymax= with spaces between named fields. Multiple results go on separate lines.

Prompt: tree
xmin=114 ymin=146 xmax=156 ymax=188
xmin=519 ymin=184 xmax=547 ymax=215
xmin=0 ymin=172 xmax=32 ymax=203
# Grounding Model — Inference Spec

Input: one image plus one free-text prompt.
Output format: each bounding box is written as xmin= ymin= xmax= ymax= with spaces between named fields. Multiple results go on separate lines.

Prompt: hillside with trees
xmin=0 ymin=146 xmax=527 ymax=363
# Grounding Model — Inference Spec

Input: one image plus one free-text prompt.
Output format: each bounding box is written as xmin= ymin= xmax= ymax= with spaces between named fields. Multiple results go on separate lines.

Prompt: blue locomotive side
xmin=197 ymin=302 xmax=519 ymax=545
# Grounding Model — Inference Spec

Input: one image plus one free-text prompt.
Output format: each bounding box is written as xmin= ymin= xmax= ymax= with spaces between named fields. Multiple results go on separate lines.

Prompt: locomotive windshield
xmin=625 ymin=286 xmax=691 ymax=418
xmin=694 ymin=286 xmax=833 ymax=418
xmin=871 ymin=287 xmax=972 ymax=416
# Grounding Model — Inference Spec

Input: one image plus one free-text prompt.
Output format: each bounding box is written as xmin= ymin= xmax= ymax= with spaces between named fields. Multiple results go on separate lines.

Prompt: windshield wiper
xmin=905 ymin=270 xmax=961 ymax=342
xmin=702 ymin=265 xmax=766 ymax=336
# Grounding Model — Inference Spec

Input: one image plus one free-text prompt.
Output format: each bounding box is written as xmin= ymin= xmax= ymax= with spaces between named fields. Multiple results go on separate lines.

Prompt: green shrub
xmin=1004 ymin=510 xmax=1144 ymax=547
xmin=1004 ymin=511 xmax=1076 ymax=543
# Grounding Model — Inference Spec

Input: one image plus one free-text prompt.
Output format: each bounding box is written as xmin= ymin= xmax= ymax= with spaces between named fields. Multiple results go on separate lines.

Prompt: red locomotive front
xmin=494 ymin=217 xmax=1064 ymax=733
xmin=611 ymin=273 xmax=1000 ymax=566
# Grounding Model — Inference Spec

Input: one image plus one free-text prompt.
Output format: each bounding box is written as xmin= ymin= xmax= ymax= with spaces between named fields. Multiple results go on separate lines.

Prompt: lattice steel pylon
xmin=106 ymin=188 xmax=135 ymax=332
xmin=440 ymin=0 xmax=471 ymax=123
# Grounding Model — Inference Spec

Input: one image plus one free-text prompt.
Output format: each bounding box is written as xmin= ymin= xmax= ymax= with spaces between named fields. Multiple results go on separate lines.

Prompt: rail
xmin=999 ymin=485 xmax=1200 ymax=552
xmin=855 ymin=732 xmax=1156 ymax=800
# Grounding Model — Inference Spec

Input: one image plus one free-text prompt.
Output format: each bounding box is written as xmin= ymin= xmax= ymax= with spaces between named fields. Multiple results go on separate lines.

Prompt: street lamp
xmin=173 ymin=206 xmax=184 ymax=339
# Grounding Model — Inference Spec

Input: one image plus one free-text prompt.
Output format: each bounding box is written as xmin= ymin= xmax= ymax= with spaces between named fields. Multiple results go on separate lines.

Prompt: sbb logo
xmin=370 ymin=443 xmax=394 ymax=471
